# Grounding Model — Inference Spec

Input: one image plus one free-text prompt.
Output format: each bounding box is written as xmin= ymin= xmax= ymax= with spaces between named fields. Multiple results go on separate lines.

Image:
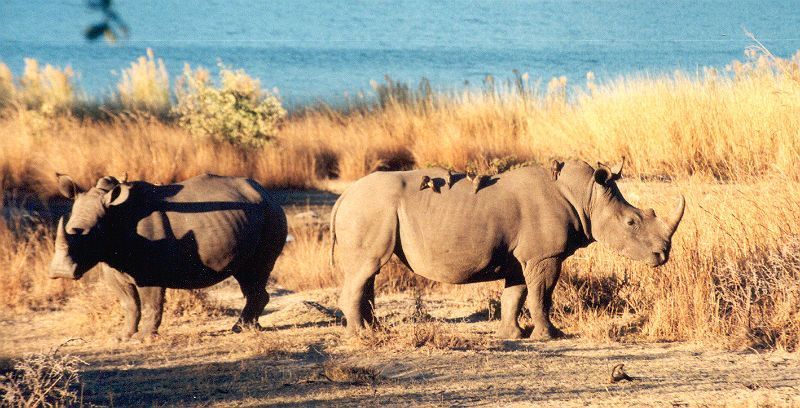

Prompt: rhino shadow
xmin=117 ymin=229 xmax=224 ymax=288
xmin=110 ymin=202 xmax=266 ymax=289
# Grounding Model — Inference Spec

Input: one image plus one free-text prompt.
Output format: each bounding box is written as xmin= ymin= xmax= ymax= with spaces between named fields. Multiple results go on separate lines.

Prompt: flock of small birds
xmin=419 ymin=170 xmax=489 ymax=194
xmin=419 ymin=160 xmax=566 ymax=195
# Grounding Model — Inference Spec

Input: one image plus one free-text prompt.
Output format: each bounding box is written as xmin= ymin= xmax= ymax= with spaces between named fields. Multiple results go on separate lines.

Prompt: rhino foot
xmin=130 ymin=331 xmax=159 ymax=343
xmin=496 ymin=325 xmax=525 ymax=340
xmin=530 ymin=324 xmax=565 ymax=341
xmin=231 ymin=321 xmax=263 ymax=333
xmin=114 ymin=330 xmax=136 ymax=342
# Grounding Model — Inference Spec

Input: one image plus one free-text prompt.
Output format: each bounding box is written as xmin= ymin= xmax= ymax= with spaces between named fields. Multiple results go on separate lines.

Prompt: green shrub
xmin=173 ymin=64 xmax=286 ymax=147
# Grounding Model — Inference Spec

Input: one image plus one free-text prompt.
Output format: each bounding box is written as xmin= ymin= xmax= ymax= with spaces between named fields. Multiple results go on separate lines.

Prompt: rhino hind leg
xmin=497 ymin=279 xmax=528 ymax=339
xmin=523 ymin=257 xmax=565 ymax=341
xmin=232 ymin=204 xmax=286 ymax=334
xmin=133 ymin=286 xmax=165 ymax=340
xmin=339 ymin=258 xmax=380 ymax=335
xmin=102 ymin=267 xmax=140 ymax=341
xmin=232 ymin=272 xmax=270 ymax=333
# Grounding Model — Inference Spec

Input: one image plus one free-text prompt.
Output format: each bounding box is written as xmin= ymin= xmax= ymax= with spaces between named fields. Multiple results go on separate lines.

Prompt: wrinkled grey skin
xmin=49 ymin=174 xmax=287 ymax=340
xmin=330 ymin=160 xmax=685 ymax=340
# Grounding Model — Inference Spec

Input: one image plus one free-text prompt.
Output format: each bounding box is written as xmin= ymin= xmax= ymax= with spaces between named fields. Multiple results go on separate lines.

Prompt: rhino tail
xmin=329 ymin=190 xmax=345 ymax=268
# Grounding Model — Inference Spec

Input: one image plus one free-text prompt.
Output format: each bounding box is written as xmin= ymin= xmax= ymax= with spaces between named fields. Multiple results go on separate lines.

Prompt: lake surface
xmin=1 ymin=1 xmax=799 ymax=106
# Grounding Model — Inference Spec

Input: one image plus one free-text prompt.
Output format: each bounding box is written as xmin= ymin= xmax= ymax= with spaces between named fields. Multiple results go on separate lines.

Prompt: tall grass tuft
xmin=0 ymin=62 xmax=15 ymax=110
xmin=116 ymin=48 xmax=170 ymax=115
xmin=17 ymin=59 xmax=77 ymax=115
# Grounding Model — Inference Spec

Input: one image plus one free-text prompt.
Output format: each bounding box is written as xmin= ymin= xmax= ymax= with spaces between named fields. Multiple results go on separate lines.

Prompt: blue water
xmin=1 ymin=1 xmax=799 ymax=106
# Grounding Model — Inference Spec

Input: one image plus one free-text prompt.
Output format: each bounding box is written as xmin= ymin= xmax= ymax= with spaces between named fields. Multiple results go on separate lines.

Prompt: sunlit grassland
xmin=0 ymin=47 xmax=798 ymax=351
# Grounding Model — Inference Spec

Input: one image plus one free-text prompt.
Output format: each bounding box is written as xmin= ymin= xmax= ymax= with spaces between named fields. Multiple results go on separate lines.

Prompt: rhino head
xmin=48 ymin=174 xmax=132 ymax=280
xmin=560 ymin=160 xmax=685 ymax=267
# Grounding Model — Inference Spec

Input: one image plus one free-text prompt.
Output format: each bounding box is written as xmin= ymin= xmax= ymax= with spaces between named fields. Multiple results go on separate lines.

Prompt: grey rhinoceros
xmin=48 ymin=173 xmax=287 ymax=340
xmin=330 ymin=159 xmax=685 ymax=340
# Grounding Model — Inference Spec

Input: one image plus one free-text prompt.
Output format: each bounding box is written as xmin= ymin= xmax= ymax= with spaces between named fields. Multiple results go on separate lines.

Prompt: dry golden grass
xmin=0 ymin=220 xmax=79 ymax=311
xmin=0 ymin=114 xmax=320 ymax=195
xmin=0 ymin=48 xmax=799 ymax=194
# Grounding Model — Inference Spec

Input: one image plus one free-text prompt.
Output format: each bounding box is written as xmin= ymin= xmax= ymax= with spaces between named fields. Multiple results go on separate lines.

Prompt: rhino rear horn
xmin=103 ymin=184 xmax=131 ymax=207
xmin=550 ymin=160 xmax=564 ymax=181
xmin=610 ymin=157 xmax=624 ymax=178
xmin=666 ymin=195 xmax=685 ymax=236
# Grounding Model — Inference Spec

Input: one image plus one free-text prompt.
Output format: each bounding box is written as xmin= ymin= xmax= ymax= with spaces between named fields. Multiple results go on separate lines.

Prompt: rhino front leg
xmin=134 ymin=286 xmax=165 ymax=340
xmin=523 ymin=257 xmax=564 ymax=341
xmin=498 ymin=281 xmax=527 ymax=339
xmin=102 ymin=267 xmax=140 ymax=341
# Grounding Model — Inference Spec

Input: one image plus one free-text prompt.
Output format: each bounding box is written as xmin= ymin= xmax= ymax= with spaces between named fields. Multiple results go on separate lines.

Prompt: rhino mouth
xmin=48 ymin=252 xmax=89 ymax=280
xmin=48 ymin=263 xmax=78 ymax=280
xmin=647 ymin=250 xmax=669 ymax=267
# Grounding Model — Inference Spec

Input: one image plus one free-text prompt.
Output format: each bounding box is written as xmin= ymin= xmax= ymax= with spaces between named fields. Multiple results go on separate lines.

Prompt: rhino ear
xmin=103 ymin=184 xmax=131 ymax=207
xmin=594 ymin=163 xmax=613 ymax=185
xmin=56 ymin=173 xmax=82 ymax=199
xmin=594 ymin=161 xmax=622 ymax=185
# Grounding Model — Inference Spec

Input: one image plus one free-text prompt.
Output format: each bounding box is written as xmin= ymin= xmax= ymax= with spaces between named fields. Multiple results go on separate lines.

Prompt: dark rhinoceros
xmin=49 ymin=173 xmax=287 ymax=340
xmin=330 ymin=159 xmax=685 ymax=340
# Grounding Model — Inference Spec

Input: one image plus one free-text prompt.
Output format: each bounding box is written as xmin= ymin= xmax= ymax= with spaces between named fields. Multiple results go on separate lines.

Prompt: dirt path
xmin=2 ymin=287 xmax=798 ymax=407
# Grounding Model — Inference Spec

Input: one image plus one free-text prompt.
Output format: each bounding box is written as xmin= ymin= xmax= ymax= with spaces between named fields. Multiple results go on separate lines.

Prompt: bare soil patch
xmin=2 ymin=286 xmax=798 ymax=407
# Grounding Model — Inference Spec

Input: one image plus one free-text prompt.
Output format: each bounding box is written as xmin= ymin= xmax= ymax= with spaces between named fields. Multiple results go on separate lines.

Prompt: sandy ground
xmin=2 ymin=282 xmax=799 ymax=407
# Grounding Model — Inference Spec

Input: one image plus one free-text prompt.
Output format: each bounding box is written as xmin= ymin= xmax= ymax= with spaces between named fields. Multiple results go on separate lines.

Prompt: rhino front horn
xmin=56 ymin=216 xmax=68 ymax=249
xmin=666 ymin=195 xmax=685 ymax=236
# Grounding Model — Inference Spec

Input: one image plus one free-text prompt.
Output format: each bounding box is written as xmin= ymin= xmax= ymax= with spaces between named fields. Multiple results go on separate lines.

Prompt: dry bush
xmin=321 ymin=360 xmax=384 ymax=385
xmin=0 ymin=344 xmax=86 ymax=408
xmin=709 ymin=238 xmax=800 ymax=350
xmin=272 ymin=220 xmax=338 ymax=291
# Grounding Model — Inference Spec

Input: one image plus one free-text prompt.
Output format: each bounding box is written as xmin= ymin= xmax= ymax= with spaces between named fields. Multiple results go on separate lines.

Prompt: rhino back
xmin=117 ymin=175 xmax=280 ymax=287
xmin=337 ymin=167 xmax=577 ymax=284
